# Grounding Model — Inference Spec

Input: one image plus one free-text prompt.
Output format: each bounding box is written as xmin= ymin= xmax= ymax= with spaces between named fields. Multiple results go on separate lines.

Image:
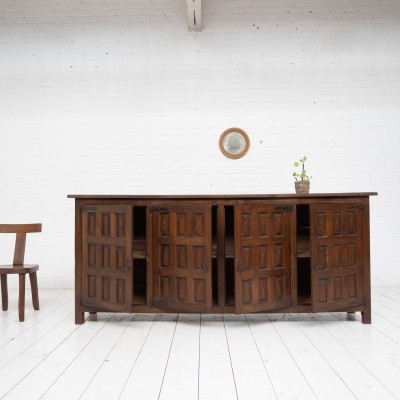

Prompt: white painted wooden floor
xmin=1 ymin=287 xmax=400 ymax=400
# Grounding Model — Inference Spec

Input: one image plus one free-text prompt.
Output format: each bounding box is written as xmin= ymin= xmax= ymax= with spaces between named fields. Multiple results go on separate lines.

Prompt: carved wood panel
xmin=151 ymin=204 xmax=212 ymax=312
xmin=311 ymin=203 xmax=365 ymax=311
xmin=234 ymin=205 xmax=291 ymax=313
xmin=81 ymin=205 xmax=133 ymax=311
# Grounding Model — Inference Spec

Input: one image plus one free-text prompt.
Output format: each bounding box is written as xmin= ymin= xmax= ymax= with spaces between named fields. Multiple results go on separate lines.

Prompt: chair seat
xmin=0 ymin=264 xmax=39 ymax=274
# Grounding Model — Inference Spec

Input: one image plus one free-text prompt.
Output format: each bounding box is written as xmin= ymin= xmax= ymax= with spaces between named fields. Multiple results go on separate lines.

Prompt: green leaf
xmin=303 ymin=156 xmax=307 ymax=160
xmin=294 ymin=162 xmax=299 ymax=167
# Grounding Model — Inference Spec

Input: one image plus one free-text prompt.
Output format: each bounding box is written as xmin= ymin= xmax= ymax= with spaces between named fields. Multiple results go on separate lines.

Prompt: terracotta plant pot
xmin=295 ymin=181 xmax=310 ymax=194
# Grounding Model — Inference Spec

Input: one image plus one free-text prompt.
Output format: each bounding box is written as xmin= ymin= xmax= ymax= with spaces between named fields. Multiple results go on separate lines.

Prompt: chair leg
xmin=29 ymin=272 xmax=40 ymax=310
xmin=18 ymin=274 xmax=26 ymax=322
xmin=1 ymin=275 xmax=8 ymax=311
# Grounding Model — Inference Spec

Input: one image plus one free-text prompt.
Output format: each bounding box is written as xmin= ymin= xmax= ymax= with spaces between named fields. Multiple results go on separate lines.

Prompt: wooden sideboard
xmin=68 ymin=193 xmax=377 ymax=324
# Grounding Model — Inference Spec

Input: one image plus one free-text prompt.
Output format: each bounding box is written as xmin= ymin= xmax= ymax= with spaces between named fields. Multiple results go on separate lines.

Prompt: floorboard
xmin=268 ymin=314 xmax=357 ymax=400
xmin=1 ymin=288 xmax=400 ymax=400
xmin=296 ymin=313 xmax=399 ymax=399
xmin=198 ymin=314 xmax=237 ymax=400
xmin=223 ymin=314 xmax=277 ymax=400
xmin=246 ymin=313 xmax=317 ymax=400
xmin=80 ymin=314 xmax=155 ymax=400
xmin=119 ymin=314 xmax=178 ymax=400
xmin=158 ymin=314 xmax=200 ymax=400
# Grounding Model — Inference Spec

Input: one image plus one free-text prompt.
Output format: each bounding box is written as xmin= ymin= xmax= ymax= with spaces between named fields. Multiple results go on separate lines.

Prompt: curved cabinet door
xmin=234 ymin=204 xmax=292 ymax=313
xmin=81 ymin=205 xmax=133 ymax=312
xmin=311 ymin=203 xmax=365 ymax=312
xmin=151 ymin=204 xmax=212 ymax=312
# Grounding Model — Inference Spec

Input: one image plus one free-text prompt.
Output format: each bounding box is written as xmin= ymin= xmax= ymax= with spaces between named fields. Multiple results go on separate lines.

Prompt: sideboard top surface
xmin=68 ymin=192 xmax=377 ymax=200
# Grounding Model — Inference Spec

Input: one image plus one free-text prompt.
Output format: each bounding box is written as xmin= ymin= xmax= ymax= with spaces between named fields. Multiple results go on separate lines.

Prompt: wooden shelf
xmin=135 ymin=237 xmax=235 ymax=259
xmin=297 ymin=295 xmax=311 ymax=306
xmin=212 ymin=236 xmax=234 ymax=258
xmin=133 ymin=239 xmax=146 ymax=259
xmin=225 ymin=296 xmax=235 ymax=307
xmin=297 ymin=232 xmax=310 ymax=258
xmin=133 ymin=294 xmax=146 ymax=305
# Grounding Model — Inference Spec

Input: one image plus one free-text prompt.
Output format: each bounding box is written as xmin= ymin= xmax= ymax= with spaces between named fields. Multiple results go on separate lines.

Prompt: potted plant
xmin=293 ymin=156 xmax=311 ymax=194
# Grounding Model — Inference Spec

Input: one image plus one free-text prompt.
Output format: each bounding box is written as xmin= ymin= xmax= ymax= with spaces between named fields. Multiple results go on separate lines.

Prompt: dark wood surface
xmin=151 ymin=204 xmax=212 ymax=312
xmin=234 ymin=204 xmax=292 ymax=313
xmin=68 ymin=193 xmax=377 ymax=199
xmin=310 ymin=203 xmax=365 ymax=312
xmin=80 ymin=205 xmax=133 ymax=313
xmin=71 ymin=194 xmax=375 ymax=324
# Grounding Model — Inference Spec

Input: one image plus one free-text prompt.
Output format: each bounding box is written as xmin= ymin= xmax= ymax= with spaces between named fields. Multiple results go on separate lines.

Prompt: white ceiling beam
xmin=186 ymin=0 xmax=202 ymax=32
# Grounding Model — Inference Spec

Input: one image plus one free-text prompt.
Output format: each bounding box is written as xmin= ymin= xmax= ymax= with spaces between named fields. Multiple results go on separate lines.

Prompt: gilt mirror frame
xmin=219 ymin=127 xmax=250 ymax=159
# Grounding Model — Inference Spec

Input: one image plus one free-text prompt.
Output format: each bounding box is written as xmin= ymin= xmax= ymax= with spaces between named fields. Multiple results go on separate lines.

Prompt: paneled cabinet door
xmin=234 ymin=205 xmax=292 ymax=313
xmin=310 ymin=203 xmax=365 ymax=311
xmin=151 ymin=204 xmax=212 ymax=312
xmin=81 ymin=205 xmax=133 ymax=312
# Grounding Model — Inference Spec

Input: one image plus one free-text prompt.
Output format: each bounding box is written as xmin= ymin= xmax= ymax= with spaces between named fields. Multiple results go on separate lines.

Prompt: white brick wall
xmin=0 ymin=0 xmax=399 ymax=287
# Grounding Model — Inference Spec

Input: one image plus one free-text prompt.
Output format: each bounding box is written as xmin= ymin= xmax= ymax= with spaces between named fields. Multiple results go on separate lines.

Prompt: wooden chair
xmin=0 ymin=224 xmax=42 ymax=322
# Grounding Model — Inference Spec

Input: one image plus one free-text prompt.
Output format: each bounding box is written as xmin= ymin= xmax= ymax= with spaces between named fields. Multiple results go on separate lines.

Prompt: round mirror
xmin=219 ymin=128 xmax=250 ymax=159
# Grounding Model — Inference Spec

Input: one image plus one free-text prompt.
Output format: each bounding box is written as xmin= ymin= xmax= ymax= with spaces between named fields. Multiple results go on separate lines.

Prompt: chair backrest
xmin=0 ymin=224 xmax=42 ymax=265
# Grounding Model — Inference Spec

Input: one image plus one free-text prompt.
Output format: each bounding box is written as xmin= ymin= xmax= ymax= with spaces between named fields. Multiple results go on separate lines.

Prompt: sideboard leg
xmin=346 ymin=311 xmax=355 ymax=321
xmin=88 ymin=311 xmax=98 ymax=320
xmin=75 ymin=310 xmax=85 ymax=324
xmin=361 ymin=309 xmax=371 ymax=324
